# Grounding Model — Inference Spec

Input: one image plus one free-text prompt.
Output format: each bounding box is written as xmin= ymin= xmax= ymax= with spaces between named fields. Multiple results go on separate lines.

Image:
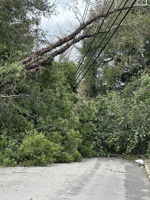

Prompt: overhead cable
xmin=74 ymin=0 xmax=137 ymax=88
xmin=72 ymin=0 xmax=126 ymax=86
xmin=71 ymin=0 xmax=113 ymax=84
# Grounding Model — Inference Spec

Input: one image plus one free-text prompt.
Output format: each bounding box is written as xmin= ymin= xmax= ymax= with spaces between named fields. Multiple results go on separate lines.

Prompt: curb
xmin=145 ymin=160 xmax=150 ymax=181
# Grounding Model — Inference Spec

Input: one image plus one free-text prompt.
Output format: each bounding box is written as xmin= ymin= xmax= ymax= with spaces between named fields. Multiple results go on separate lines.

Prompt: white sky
xmin=41 ymin=0 xmax=85 ymax=39
xmin=40 ymin=0 xmax=87 ymax=61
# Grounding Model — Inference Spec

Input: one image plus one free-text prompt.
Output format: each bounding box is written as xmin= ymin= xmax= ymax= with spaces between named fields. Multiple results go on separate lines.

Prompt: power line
xmin=74 ymin=0 xmax=137 ymax=88
xmin=72 ymin=0 xmax=126 ymax=86
xmin=71 ymin=0 xmax=112 ymax=84
xmin=72 ymin=0 xmax=128 ymax=86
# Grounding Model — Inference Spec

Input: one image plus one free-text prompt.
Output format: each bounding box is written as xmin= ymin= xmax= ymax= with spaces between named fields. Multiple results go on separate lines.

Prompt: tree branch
xmin=25 ymin=31 xmax=108 ymax=70
xmin=22 ymin=5 xmax=131 ymax=68
xmin=0 ymin=94 xmax=30 ymax=99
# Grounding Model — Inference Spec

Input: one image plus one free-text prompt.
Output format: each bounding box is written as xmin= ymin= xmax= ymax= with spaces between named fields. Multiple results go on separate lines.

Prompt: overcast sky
xmin=41 ymin=0 xmax=85 ymax=39
xmin=40 ymin=0 xmax=87 ymax=60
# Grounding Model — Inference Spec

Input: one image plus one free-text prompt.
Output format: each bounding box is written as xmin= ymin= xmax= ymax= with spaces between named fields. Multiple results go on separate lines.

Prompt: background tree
xmin=80 ymin=0 xmax=150 ymax=96
xmin=0 ymin=0 xmax=56 ymax=64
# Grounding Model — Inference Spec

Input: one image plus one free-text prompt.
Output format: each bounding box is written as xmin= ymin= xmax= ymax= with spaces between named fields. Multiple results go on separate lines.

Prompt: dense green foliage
xmin=1 ymin=64 xmax=149 ymax=166
xmin=0 ymin=0 xmax=149 ymax=166
xmin=0 ymin=61 xmax=83 ymax=166
xmin=79 ymin=74 xmax=150 ymax=157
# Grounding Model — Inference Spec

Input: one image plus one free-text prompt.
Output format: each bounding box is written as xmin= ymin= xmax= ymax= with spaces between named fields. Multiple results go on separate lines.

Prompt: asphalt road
xmin=0 ymin=158 xmax=150 ymax=200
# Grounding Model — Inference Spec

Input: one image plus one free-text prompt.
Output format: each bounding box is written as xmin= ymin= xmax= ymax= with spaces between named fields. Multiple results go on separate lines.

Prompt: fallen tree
xmin=21 ymin=5 xmax=133 ymax=72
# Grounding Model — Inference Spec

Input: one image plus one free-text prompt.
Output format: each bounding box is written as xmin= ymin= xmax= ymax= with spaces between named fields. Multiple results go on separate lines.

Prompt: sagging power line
xmin=73 ymin=0 xmax=137 ymax=89
xmin=72 ymin=0 xmax=126 ymax=86
xmin=71 ymin=0 xmax=109 ymax=83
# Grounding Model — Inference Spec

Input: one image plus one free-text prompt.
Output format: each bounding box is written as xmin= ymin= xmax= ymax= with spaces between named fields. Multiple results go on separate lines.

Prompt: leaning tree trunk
xmin=21 ymin=5 xmax=132 ymax=72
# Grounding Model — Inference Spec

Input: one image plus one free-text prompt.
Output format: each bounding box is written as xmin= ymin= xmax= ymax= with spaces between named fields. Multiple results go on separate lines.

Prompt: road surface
xmin=0 ymin=158 xmax=150 ymax=200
